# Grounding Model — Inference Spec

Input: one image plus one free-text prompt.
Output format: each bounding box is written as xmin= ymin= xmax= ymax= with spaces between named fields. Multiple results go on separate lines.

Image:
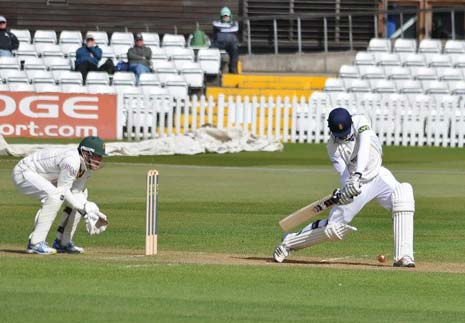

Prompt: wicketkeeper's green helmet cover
xmin=78 ymin=136 xmax=106 ymax=156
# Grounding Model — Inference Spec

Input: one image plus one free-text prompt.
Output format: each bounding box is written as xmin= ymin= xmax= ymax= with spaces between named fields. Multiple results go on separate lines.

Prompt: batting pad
xmin=284 ymin=223 xmax=357 ymax=250
xmin=392 ymin=183 xmax=415 ymax=261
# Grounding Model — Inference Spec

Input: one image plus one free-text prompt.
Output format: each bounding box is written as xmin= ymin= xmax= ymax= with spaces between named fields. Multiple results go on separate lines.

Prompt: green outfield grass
xmin=1 ymin=144 xmax=465 ymax=322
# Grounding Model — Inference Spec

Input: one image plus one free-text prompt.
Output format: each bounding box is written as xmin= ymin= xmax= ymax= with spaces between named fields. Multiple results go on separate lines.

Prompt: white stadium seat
xmin=61 ymin=84 xmax=88 ymax=93
xmin=427 ymin=54 xmax=452 ymax=68
xmin=197 ymin=48 xmax=221 ymax=75
xmin=376 ymin=53 xmax=401 ymax=67
xmin=59 ymin=30 xmax=82 ymax=45
xmin=398 ymin=80 xmax=423 ymax=94
xmin=35 ymin=43 xmax=63 ymax=57
xmin=138 ymin=73 xmax=161 ymax=87
xmin=360 ymin=66 xmax=385 ymax=80
xmin=448 ymin=80 xmax=465 ymax=95
xmin=353 ymin=51 xmax=375 ymax=66
xmin=33 ymin=30 xmax=57 ymax=44
xmin=16 ymin=43 xmax=38 ymax=57
xmin=2 ymin=70 xmax=29 ymax=83
xmin=10 ymin=29 xmax=32 ymax=43
xmin=44 ymin=57 xmax=71 ymax=71
xmin=111 ymin=44 xmax=131 ymax=60
xmin=452 ymin=55 xmax=465 ymax=68
xmin=153 ymin=61 xmax=178 ymax=84
xmin=170 ymin=48 xmax=195 ymax=70
xmin=86 ymin=84 xmax=115 ymax=94
xmin=371 ymin=79 xmax=396 ymax=93
xmin=114 ymin=85 xmax=142 ymax=95
xmin=85 ymin=71 xmax=110 ymax=85
xmin=86 ymin=31 xmax=109 ymax=46
xmin=162 ymin=34 xmax=186 ymax=47
xmin=386 ymin=66 xmax=411 ymax=80
xmin=8 ymin=83 xmax=35 ymax=92
xmin=141 ymin=85 xmax=169 ymax=96
xmin=35 ymin=83 xmax=61 ymax=93
xmin=27 ymin=70 xmax=55 ymax=84
xmin=23 ymin=57 xmax=47 ymax=71
xmin=323 ymin=78 xmax=345 ymax=92
xmin=401 ymin=53 xmax=426 ymax=67
xmin=367 ymin=38 xmax=391 ymax=52
xmin=141 ymin=32 xmax=160 ymax=47
xmin=61 ymin=43 xmax=80 ymax=58
xmin=57 ymin=71 xmax=83 ymax=85
xmin=423 ymin=80 xmax=449 ymax=95
xmin=180 ymin=61 xmax=204 ymax=88
xmin=0 ymin=57 xmax=20 ymax=70
xmin=444 ymin=40 xmax=465 ymax=54
xmin=437 ymin=68 xmax=463 ymax=81
xmin=113 ymin=72 xmax=136 ymax=86
xmin=99 ymin=44 xmax=116 ymax=61
xmin=393 ymin=38 xmax=417 ymax=54
xmin=412 ymin=67 xmax=437 ymax=81
xmin=338 ymin=65 xmax=359 ymax=79
xmin=347 ymin=79 xmax=370 ymax=93
xmin=111 ymin=32 xmax=134 ymax=45
xmin=164 ymin=74 xmax=188 ymax=98
xmin=150 ymin=47 xmax=168 ymax=63
xmin=418 ymin=39 xmax=442 ymax=54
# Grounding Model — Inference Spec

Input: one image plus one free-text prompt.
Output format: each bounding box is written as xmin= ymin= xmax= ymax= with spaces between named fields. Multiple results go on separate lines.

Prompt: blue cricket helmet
xmin=327 ymin=107 xmax=353 ymax=138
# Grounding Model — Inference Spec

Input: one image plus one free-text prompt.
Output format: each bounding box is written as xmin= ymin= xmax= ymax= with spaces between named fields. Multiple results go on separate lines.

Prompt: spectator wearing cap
xmin=0 ymin=16 xmax=19 ymax=57
xmin=75 ymin=35 xmax=114 ymax=83
xmin=127 ymin=33 xmax=152 ymax=81
xmin=212 ymin=7 xmax=239 ymax=74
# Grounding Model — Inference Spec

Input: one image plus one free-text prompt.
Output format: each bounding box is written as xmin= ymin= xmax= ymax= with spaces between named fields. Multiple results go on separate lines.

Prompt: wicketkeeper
xmin=273 ymin=107 xmax=415 ymax=267
xmin=12 ymin=136 xmax=108 ymax=255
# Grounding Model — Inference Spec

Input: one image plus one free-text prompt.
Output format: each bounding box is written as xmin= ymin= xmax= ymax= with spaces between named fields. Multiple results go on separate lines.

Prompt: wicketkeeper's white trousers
xmin=12 ymin=166 xmax=64 ymax=244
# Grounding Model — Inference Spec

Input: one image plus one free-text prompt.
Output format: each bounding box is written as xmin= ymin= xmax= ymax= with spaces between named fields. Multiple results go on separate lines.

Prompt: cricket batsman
xmin=12 ymin=136 xmax=108 ymax=255
xmin=273 ymin=107 xmax=415 ymax=267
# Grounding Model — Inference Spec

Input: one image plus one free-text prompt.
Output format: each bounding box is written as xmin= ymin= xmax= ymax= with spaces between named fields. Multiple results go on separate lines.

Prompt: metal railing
xmin=90 ymin=6 xmax=464 ymax=54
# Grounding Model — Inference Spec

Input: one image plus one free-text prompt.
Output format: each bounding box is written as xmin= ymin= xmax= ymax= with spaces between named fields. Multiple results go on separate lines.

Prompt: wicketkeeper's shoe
xmin=26 ymin=241 xmax=57 ymax=255
xmin=53 ymin=239 xmax=84 ymax=254
xmin=393 ymin=256 xmax=415 ymax=268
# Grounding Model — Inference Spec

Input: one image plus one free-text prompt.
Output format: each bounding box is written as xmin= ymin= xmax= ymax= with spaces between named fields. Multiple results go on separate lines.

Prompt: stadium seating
xmin=327 ymin=37 xmax=465 ymax=107
xmin=2 ymin=27 xmax=222 ymax=98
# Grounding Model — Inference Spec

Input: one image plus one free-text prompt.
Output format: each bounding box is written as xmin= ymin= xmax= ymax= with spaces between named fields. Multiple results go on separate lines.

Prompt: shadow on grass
xmin=0 ymin=249 xmax=27 ymax=255
xmin=240 ymin=256 xmax=386 ymax=268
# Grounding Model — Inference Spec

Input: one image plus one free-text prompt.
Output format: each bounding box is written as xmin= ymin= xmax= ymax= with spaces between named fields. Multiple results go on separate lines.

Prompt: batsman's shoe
xmin=26 ymin=241 xmax=57 ymax=255
xmin=273 ymin=244 xmax=290 ymax=263
xmin=393 ymin=256 xmax=415 ymax=268
xmin=53 ymin=239 xmax=85 ymax=254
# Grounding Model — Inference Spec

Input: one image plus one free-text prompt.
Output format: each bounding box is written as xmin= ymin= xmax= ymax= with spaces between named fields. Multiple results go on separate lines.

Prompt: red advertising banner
xmin=0 ymin=92 xmax=118 ymax=139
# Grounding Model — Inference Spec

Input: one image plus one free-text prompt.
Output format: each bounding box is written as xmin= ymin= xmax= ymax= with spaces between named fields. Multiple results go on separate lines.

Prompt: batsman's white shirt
xmin=326 ymin=115 xmax=399 ymax=224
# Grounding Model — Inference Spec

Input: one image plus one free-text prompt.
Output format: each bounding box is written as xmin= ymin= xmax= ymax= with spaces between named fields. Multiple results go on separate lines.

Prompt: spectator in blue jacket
xmin=75 ymin=35 xmax=114 ymax=83
xmin=212 ymin=7 xmax=239 ymax=74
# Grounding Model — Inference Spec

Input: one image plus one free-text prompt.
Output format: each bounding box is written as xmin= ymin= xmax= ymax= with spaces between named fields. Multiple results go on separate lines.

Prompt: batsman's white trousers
xmin=329 ymin=167 xmax=399 ymax=224
xmin=12 ymin=166 xmax=64 ymax=244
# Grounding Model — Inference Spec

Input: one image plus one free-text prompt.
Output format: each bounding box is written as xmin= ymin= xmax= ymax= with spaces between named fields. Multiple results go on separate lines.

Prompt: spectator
xmin=75 ymin=35 xmax=114 ymax=83
xmin=0 ymin=16 xmax=19 ymax=57
xmin=212 ymin=7 xmax=239 ymax=74
xmin=127 ymin=33 xmax=152 ymax=82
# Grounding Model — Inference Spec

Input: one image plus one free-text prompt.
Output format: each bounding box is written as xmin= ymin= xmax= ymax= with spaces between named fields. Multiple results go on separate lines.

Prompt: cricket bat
xmin=279 ymin=190 xmax=340 ymax=232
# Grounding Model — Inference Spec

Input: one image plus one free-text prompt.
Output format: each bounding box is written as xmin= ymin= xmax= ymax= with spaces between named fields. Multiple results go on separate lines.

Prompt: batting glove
xmin=341 ymin=172 xmax=362 ymax=198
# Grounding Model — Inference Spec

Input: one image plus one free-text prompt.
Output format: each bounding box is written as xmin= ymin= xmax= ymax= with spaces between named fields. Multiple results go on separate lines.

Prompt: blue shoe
xmin=53 ymin=239 xmax=84 ymax=254
xmin=26 ymin=240 xmax=57 ymax=255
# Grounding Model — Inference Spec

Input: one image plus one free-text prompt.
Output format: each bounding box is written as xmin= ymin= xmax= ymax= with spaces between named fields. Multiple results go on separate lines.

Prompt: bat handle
xmin=331 ymin=189 xmax=342 ymax=204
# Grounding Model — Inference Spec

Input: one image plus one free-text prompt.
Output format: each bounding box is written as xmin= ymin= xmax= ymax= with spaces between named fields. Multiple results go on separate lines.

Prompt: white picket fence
xmin=118 ymin=93 xmax=465 ymax=147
